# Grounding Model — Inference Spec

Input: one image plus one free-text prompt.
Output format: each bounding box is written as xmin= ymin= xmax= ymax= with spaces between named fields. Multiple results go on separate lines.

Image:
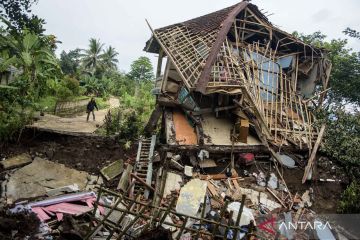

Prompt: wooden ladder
xmin=131 ymin=135 xmax=156 ymax=199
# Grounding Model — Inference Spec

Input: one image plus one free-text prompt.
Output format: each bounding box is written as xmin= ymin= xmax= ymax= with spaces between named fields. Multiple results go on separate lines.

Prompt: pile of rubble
xmin=0 ymin=140 xmax=349 ymax=240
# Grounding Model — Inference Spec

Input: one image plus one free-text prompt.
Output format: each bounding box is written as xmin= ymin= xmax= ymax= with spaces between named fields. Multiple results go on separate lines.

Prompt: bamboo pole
xmin=116 ymin=201 xmax=152 ymax=240
xmin=195 ymin=195 xmax=207 ymax=240
xmin=232 ymin=194 xmax=246 ymax=240
xmin=302 ymin=124 xmax=326 ymax=183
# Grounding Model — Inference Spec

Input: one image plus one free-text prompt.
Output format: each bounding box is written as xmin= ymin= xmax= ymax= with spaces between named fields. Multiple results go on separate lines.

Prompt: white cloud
xmin=33 ymin=0 xmax=360 ymax=71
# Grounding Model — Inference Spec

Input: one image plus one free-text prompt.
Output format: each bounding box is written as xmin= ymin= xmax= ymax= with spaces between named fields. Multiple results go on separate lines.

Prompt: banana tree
xmin=0 ymin=30 xmax=61 ymax=99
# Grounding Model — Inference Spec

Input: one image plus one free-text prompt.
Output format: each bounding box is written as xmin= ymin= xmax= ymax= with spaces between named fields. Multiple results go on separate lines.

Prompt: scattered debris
xmin=46 ymin=184 xmax=80 ymax=197
xmin=255 ymin=171 xmax=266 ymax=187
xmin=184 ymin=166 xmax=193 ymax=177
xmin=117 ymin=164 xmax=133 ymax=191
xmin=278 ymin=154 xmax=296 ymax=169
xmin=267 ymin=173 xmax=278 ymax=189
xmin=198 ymin=150 xmax=209 ymax=161
xmin=227 ymin=201 xmax=255 ymax=226
xmin=100 ymin=159 xmax=124 ymax=181
xmin=300 ymin=190 xmax=313 ymax=208
xmin=176 ymin=179 xmax=207 ymax=217
xmin=5 ymin=157 xmax=89 ymax=204
xmin=198 ymin=159 xmax=217 ymax=168
xmin=162 ymin=172 xmax=183 ymax=197
xmin=0 ymin=153 xmax=32 ymax=170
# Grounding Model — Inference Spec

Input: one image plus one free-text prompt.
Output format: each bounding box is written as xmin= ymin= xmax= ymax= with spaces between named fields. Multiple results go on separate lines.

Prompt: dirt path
xmin=30 ymin=97 xmax=120 ymax=135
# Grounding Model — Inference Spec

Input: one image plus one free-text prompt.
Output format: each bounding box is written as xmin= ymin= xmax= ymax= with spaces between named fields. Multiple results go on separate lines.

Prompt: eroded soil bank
xmin=0 ymin=130 xmax=136 ymax=188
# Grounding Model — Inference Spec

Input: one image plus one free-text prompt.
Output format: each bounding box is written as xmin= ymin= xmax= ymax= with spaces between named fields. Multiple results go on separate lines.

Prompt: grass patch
xmin=95 ymin=97 xmax=110 ymax=110
xmin=34 ymin=96 xmax=57 ymax=113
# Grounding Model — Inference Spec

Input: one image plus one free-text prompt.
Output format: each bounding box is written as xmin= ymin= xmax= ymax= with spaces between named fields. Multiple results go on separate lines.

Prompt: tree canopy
xmin=0 ymin=0 xmax=45 ymax=34
xmin=60 ymin=49 xmax=81 ymax=76
xmin=127 ymin=56 xmax=154 ymax=82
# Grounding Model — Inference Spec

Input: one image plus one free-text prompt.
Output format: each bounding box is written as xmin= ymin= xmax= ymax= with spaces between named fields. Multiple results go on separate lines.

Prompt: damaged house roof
xmin=144 ymin=1 xmax=331 ymax=181
xmin=144 ymin=1 xmax=327 ymax=91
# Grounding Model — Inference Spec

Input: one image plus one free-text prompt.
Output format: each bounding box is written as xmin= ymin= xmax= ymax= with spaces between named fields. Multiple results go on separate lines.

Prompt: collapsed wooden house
xmin=144 ymin=0 xmax=330 ymax=178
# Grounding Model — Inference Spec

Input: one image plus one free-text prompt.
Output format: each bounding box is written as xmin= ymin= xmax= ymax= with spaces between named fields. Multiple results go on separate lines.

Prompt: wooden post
xmin=85 ymin=187 xmax=128 ymax=239
xmin=92 ymin=184 xmax=103 ymax=216
xmin=302 ymin=124 xmax=326 ymax=183
xmin=144 ymin=105 xmax=162 ymax=135
xmin=106 ymin=191 xmax=142 ymax=240
xmin=195 ymin=195 xmax=207 ymax=239
xmin=223 ymin=211 xmax=234 ymax=240
xmin=213 ymin=200 xmax=229 ymax=236
xmin=116 ymin=201 xmax=152 ymax=240
xmin=159 ymin=197 xmax=177 ymax=225
xmin=156 ymin=48 xmax=164 ymax=78
xmin=176 ymin=217 xmax=189 ymax=240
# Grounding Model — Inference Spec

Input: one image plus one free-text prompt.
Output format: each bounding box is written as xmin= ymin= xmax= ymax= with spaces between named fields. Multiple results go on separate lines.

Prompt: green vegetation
xmin=339 ymin=181 xmax=360 ymax=214
xmin=34 ymin=95 xmax=57 ymax=112
xmin=94 ymin=97 xmax=110 ymax=110
xmin=294 ymin=30 xmax=360 ymax=213
xmin=97 ymin=80 xmax=155 ymax=144
xmin=0 ymin=86 xmax=32 ymax=142
xmin=0 ymin=1 xmax=155 ymax=144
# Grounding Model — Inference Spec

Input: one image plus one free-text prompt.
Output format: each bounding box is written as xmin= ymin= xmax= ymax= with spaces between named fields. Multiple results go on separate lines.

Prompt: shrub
xmin=62 ymin=76 xmax=80 ymax=95
xmin=338 ymin=181 xmax=360 ymax=213
xmin=104 ymin=109 xmax=121 ymax=136
xmin=0 ymin=86 xmax=32 ymax=143
xmin=319 ymin=107 xmax=360 ymax=214
xmin=0 ymin=110 xmax=30 ymax=143
xmin=320 ymin=108 xmax=360 ymax=180
xmin=56 ymin=85 xmax=73 ymax=100
xmin=119 ymin=109 xmax=142 ymax=141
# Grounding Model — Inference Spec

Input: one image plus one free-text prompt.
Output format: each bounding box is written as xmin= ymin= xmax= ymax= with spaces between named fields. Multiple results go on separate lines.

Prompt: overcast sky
xmin=33 ymin=0 xmax=360 ymax=72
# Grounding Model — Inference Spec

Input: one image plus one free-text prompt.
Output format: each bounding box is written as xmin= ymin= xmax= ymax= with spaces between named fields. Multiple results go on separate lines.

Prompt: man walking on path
xmin=86 ymin=97 xmax=98 ymax=121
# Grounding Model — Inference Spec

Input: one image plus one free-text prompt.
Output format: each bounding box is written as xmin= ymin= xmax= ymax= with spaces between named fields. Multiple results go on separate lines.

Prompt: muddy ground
xmin=0 ymin=129 xmax=347 ymax=214
xmin=0 ymin=130 xmax=137 ymax=188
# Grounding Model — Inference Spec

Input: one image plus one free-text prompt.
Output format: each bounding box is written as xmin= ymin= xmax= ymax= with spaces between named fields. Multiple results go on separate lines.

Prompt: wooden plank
xmin=239 ymin=119 xmax=249 ymax=143
xmin=100 ymin=160 xmax=124 ymax=181
xmin=200 ymin=169 xmax=238 ymax=180
xmin=117 ymin=164 xmax=133 ymax=191
xmin=207 ymin=182 xmax=219 ymax=197
xmin=156 ymin=48 xmax=164 ymax=78
xmin=302 ymin=124 xmax=326 ymax=183
xmin=130 ymin=173 xmax=161 ymax=198
xmin=232 ymin=179 xmax=241 ymax=191
xmin=144 ymin=105 xmax=162 ymax=134
xmin=266 ymin=187 xmax=287 ymax=208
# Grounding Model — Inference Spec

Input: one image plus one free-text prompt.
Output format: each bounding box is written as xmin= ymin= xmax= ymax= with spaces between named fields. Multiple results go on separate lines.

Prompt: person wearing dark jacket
xmin=86 ymin=97 xmax=98 ymax=121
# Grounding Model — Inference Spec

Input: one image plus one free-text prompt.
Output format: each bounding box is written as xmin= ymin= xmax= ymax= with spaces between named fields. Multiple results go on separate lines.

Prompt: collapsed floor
xmin=0 ymin=130 xmax=356 ymax=240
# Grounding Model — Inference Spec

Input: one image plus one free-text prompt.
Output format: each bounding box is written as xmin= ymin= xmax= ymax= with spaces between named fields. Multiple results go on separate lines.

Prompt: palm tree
xmin=81 ymin=38 xmax=104 ymax=74
xmin=101 ymin=46 xmax=119 ymax=70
